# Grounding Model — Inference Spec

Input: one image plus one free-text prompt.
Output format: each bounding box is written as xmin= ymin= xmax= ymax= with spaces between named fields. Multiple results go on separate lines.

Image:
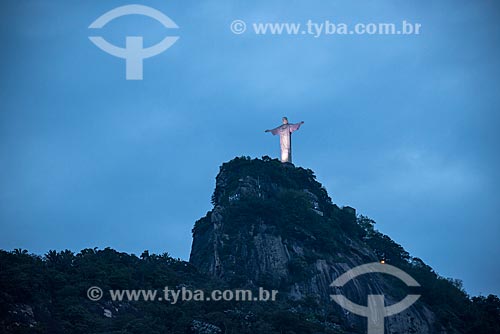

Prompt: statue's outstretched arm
xmin=289 ymin=121 xmax=304 ymax=133
xmin=265 ymin=126 xmax=281 ymax=135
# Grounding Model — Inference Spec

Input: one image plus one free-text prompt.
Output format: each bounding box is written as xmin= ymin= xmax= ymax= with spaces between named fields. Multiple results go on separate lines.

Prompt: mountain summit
xmin=190 ymin=156 xmax=490 ymax=333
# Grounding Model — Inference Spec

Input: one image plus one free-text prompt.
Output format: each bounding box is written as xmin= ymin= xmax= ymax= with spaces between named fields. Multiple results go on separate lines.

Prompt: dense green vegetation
xmin=0 ymin=248 xmax=349 ymax=334
xmin=2 ymin=157 xmax=499 ymax=333
xmin=1 ymin=247 xmax=498 ymax=334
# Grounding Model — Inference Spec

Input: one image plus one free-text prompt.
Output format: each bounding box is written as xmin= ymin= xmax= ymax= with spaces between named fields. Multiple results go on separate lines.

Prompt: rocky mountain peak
xmin=189 ymin=156 xmax=449 ymax=333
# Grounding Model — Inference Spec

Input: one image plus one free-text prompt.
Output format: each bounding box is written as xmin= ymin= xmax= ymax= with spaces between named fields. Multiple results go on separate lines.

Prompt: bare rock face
xmin=190 ymin=157 xmax=449 ymax=333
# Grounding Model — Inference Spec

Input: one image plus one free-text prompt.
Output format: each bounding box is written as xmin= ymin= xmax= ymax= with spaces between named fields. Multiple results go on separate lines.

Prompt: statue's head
xmin=282 ymin=117 xmax=289 ymax=124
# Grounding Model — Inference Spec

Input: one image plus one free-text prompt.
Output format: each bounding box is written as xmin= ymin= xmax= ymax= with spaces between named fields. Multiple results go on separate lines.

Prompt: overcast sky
xmin=1 ymin=0 xmax=499 ymax=296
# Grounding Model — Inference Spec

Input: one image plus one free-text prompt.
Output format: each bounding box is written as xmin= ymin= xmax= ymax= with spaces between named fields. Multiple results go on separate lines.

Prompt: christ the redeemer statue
xmin=265 ymin=117 xmax=304 ymax=163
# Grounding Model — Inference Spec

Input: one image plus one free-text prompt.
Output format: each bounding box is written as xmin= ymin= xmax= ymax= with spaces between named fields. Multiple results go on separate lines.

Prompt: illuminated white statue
xmin=265 ymin=117 xmax=304 ymax=163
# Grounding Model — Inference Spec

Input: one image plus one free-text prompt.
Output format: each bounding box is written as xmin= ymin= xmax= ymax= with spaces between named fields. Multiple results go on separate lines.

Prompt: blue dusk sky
xmin=0 ymin=0 xmax=499 ymax=296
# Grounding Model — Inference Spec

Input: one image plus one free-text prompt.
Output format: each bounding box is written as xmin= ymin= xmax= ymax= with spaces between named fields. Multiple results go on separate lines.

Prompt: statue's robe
xmin=269 ymin=122 xmax=302 ymax=163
